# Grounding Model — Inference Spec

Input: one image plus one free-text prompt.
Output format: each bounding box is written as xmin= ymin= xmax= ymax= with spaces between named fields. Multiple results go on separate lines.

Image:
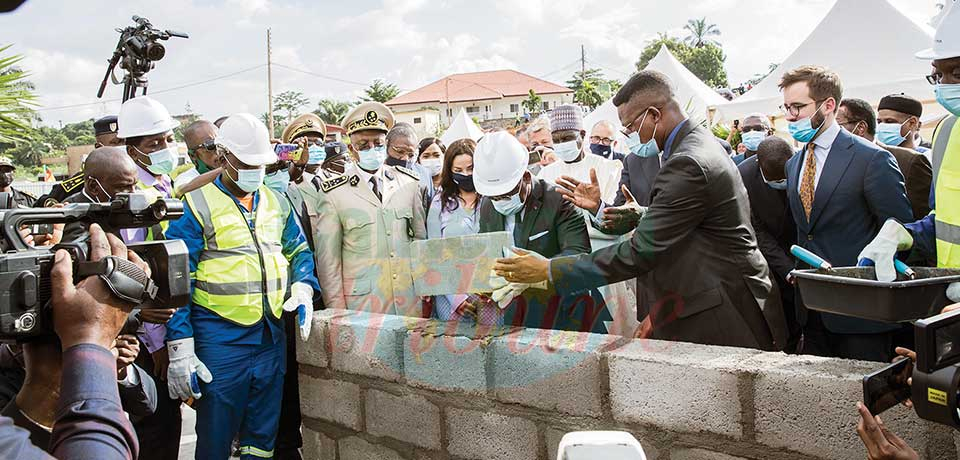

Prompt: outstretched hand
xmin=556 ymin=168 xmax=602 ymax=215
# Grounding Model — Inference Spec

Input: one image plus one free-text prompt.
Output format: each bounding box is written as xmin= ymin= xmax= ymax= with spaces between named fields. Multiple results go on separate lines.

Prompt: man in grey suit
xmin=495 ymin=70 xmax=786 ymax=350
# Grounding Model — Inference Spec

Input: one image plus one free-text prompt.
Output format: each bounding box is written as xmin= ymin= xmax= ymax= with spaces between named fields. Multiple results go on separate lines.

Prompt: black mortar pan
xmin=792 ymin=267 xmax=960 ymax=322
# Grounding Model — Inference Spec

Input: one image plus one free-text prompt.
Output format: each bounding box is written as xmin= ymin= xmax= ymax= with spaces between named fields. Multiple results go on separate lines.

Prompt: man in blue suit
xmin=780 ymin=66 xmax=913 ymax=362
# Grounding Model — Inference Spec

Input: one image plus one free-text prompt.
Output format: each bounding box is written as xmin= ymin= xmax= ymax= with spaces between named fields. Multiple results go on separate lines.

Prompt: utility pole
xmin=444 ymin=77 xmax=451 ymax=128
xmin=581 ymin=44 xmax=586 ymax=78
xmin=267 ymin=28 xmax=274 ymax=137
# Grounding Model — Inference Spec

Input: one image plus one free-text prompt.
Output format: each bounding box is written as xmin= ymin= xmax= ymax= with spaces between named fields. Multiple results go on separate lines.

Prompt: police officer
xmin=0 ymin=157 xmax=35 ymax=208
xmin=164 ymin=113 xmax=319 ymax=459
xmin=859 ymin=4 xmax=960 ymax=300
xmin=35 ymin=115 xmax=121 ymax=207
xmin=306 ymin=102 xmax=426 ymax=315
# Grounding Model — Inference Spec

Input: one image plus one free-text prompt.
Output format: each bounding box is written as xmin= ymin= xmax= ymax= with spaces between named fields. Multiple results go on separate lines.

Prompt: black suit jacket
xmin=551 ymin=121 xmax=785 ymax=350
xmin=882 ymin=144 xmax=933 ymax=221
xmin=479 ymin=179 xmax=608 ymax=332
xmin=786 ymin=128 xmax=914 ymax=334
xmin=737 ymin=156 xmax=795 ymax=281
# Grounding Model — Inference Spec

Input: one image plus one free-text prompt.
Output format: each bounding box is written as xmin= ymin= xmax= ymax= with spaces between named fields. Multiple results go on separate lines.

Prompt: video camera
xmin=863 ymin=308 xmax=960 ymax=429
xmin=0 ymin=193 xmax=191 ymax=341
xmin=96 ymin=15 xmax=188 ymax=102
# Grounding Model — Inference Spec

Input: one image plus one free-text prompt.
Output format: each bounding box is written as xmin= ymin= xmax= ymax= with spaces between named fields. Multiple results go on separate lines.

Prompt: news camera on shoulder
xmin=0 ymin=192 xmax=190 ymax=340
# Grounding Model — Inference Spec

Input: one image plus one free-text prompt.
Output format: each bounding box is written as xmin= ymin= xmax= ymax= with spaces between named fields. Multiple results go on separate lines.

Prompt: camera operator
xmin=0 ymin=223 xmax=143 ymax=459
xmin=59 ymin=144 xmax=179 ymax=460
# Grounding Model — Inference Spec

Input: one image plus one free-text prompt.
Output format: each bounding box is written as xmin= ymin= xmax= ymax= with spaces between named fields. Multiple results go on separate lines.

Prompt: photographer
xmin=0 ymin=224 xmax=142 ymax=459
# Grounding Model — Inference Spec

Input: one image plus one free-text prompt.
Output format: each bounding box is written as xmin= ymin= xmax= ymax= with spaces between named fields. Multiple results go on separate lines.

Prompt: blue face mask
xmin=307 ymin=144 xmax=326 ymax=165
xmin=936 ymin=84 xmax=960 ymax=117
xmin=760 ymin=166 xmax=787 ymax=190
xmin=492 ymin=190 xmax=524 ymax=216
xmin=225 ymin=157 xmax=266 ymax=193
xmin=589 ymin=143 xmax=612 ymax=157
xmin=741 ymin=131 xmax=766 ymax=151
xmin=137 ymin=144 xmax=177 ymax=175
xmin=625 ymin=110 xmax=660 ymax=157
xmin=264 ymin=169 xmax=289 ymax=193
xmin=876 ymin=122 xmax=907 ymax=146
xmin=357 ymin=146 xmax=386 ymax=171
xmin=787 ymin=102 xmax=826 ymax=143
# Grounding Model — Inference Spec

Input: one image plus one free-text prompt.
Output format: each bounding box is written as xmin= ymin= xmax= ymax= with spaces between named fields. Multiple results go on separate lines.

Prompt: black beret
xmin=878 ymin=94 xmax=922 ymax=118
xmin=93 ymin=115 xmax=118 ymax=136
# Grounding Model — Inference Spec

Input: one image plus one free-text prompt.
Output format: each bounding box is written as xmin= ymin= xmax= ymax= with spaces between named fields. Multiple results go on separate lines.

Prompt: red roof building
xmin=385 ymin=69 xmax=574 ymax=136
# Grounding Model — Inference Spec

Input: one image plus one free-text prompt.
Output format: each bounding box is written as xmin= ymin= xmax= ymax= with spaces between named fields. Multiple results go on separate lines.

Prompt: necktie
xmin=369 ymin=177 xmax=381 ymax=202
xmin=799 ymin=143 xmax=817 ymax=220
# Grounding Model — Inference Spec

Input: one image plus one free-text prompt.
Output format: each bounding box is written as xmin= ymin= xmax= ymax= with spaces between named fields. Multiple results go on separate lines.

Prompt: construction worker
xmin=164 ymin=113 xmax=319 ymax=459
xmin=858 ymin=3 xmax=960 ymax=303
xmin=305 ymin=102 xmax=426 ymax=315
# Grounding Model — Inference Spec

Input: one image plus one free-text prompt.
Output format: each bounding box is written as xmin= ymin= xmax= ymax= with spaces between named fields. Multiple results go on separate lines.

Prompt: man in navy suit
xmin=780 ymin=66 xmax=914 ymax=362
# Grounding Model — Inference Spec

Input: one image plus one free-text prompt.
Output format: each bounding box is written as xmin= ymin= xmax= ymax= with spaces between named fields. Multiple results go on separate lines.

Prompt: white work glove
xmin=488 ymin=270 xmax=548 ymax=309
xmin=166 ymin=338 xmax=212 ymax=401
xmin=948 ymin=282 xmax=960 ymax=304
xmin=283 ymin=282 xmax=314 ymax=341
xmin=857 ymin=219 xmax=914 ymax=282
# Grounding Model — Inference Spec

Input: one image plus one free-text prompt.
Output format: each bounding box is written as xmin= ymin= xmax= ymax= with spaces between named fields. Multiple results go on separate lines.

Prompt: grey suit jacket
xmin=551 ymin=121 xmax=786 ymax=350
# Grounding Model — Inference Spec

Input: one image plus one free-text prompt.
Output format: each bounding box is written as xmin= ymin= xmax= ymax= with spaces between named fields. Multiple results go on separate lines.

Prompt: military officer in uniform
xmin=306 ymin=102 xmax=427 ymax=316
xmin=0 ymin=156 xmax=35 ymax=208
xmin=35 ymin=115 xmax=121 ymax=207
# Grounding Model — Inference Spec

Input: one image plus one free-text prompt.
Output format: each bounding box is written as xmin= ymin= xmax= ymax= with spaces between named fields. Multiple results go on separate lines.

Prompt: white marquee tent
xmin=716 ymin=0 xmax=945 ymax=123
xmin=583 ymin=45 xmax=727 ymax=151
xmin=439 ymin=108 xmax=484 ymax=145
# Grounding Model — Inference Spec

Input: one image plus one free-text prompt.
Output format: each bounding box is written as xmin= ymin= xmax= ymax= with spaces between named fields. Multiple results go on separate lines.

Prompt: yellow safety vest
xmin=184 ymin=182 xmax=289 ymax=326
xmin=933 ymin=115 xmax=960 ymax=267
xmin=136 ymin=180 xmax=169 ymax=240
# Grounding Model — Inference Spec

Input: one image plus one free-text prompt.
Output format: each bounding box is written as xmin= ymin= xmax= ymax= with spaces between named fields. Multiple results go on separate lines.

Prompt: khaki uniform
xmin=306 ymin=163 xmax=426 ymax=315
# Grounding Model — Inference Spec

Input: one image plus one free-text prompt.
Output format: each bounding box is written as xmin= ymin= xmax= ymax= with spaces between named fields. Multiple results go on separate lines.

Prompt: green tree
xmin=521 ymin=89 xmax=543 ymax=115
xmin=260 ymin=112 xmax=284 ymax=138
xmin=0 ymin=45 xmax=37 ymax=144
xmin=274 ymin=90 xmax=310 ymax=123
xmin=635 ymin=35 xmax=728 ymax=88
xmin=744 ymin=63 xmax=779 ymax=88
xmin=314 ymin=99 xmax=353 ymax=125
xmin=566 ymin=68 xmax=620 ymax=109
xmin=60 ymin=119 xmax=94 ymax=142
xmin=360 ymin=80 xmax=400 ymax=103
xmin=683 ymin=17 xmax=721 ymax=48
xmin=5 ymin=134 xmax=48 ymax=166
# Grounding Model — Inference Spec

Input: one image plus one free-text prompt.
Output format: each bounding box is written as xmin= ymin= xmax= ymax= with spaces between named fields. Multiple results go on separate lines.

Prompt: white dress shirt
xmin=797 ymin=120 xmax=841 ymax=193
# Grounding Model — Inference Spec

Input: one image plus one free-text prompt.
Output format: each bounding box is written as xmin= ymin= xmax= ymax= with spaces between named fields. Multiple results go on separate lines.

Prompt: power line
xmin=34 ymin=64 xmax=267 ymax=112
xmin=271 ymin=63 xmax=372 ymax=87
xmin=584 ymin=58 xmax=633 ymax=78
xmin=538 ymin=59 xmax=582 ymax=80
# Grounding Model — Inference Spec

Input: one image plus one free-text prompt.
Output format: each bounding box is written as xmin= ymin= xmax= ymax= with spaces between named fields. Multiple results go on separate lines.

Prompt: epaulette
xmin=320 ymin=174 xmax=351 ymax=193
xmin=60 ymin=173 xmax=85 ymax=192
xmin=395 ymin=165 xmax=420 ymax=181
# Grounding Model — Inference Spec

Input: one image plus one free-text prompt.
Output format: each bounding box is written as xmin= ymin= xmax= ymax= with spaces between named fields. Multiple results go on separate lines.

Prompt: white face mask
xmin=135 ymin=143 xmax=178 ymax=175
xmin=420 ymin=157 xmax=443 ymax=177
xmin=553 ymin=140 xmax=581 ymax=162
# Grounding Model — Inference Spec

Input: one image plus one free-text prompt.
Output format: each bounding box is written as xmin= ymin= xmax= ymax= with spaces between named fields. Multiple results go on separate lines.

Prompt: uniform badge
xmin=320 ymin=175 xmax=349 ymax=192
xmin=61 ymin=174 xmax=85 ymax=192
xmin=349 ymin=175 xmax=360 ymax=187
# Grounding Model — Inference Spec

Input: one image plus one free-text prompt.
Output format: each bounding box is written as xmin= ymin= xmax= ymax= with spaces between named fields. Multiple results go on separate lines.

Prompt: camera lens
xmin=145 ymin=42 xmax=165 ymax=61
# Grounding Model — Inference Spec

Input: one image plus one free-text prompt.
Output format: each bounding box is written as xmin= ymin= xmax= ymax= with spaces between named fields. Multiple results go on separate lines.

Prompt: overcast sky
xmin=0 ymin=0 xmax=940 ymax=126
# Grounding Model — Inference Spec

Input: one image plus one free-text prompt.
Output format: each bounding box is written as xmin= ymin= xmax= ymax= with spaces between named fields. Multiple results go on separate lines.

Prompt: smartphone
xmin=274 ymin=143 xmax=302 ymax=162
xmin=863 ymin=358 xmax=913 ymax=415
xmin=528 ymin=149 xmax=542 ymax=165
xmin=733 ymin=119 xmax=740 ymax=128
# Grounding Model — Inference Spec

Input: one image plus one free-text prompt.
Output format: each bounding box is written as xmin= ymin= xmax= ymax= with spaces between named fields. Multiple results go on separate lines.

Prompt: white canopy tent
xmin=583 ymin=45 xmax=727 ymax=152
xmin=715 ymin=0 xmax=945 ymax=123
xmin=439 ymin=108 xmax=484 ymax=145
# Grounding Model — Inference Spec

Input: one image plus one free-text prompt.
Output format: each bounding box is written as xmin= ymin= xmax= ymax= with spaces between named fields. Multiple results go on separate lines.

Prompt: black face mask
xmin=452 ymin=173 xmax=475 ymax=193
xmin=0 ymin=172 xmax=13 ymax=188
xmin=385 ymin=156 xmax=408 ymax=168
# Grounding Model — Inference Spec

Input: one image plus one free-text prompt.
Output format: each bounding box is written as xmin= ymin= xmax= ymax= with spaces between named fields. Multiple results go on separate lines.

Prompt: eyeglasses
xmin=927 ymin=73 xmax=942 ymax=85
xmin=779 ymin=100 xmax=820 ymax=117
xmin=835 ymin=118 xmax=861 ymax=129
xmin=589 ymin=136 xmax=614 ymax=145
xmin=740 ymin=125 xmax=767 ymax=133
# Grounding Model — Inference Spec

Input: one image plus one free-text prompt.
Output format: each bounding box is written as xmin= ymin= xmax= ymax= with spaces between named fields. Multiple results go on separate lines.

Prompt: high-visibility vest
xmin=184 ymin=183 xmax=289 ymax=326
xmin=136 ymin=180 xmax=168 ymax=240
xmin=933 ymin=115 xmax=960 ymax=268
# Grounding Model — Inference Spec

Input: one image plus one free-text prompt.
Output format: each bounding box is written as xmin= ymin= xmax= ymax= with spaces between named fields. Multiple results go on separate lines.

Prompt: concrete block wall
xmin=297 ymin=309 xmax=959 ymax=460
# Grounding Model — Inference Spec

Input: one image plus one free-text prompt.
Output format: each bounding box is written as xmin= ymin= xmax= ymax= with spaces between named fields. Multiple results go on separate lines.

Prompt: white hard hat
xmin=917 ymin=1 xmax=960 ymax=60
xmin=116 ymin=96 xmax=180 ymax=139
xmin=216 ymin=113 xmax=277 ymax=166
xmin=473 ymin=131 xmax=528 ymax=197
